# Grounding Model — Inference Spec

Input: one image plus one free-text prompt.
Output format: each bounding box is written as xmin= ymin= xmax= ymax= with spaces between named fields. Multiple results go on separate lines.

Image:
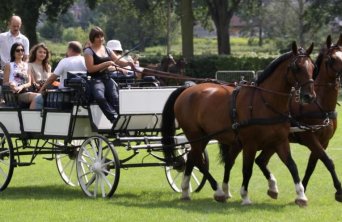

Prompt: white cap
xmin=106 ymin=40 xmax=123 ymax=51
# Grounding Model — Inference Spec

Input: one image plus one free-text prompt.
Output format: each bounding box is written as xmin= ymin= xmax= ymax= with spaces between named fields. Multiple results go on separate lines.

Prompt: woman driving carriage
xmin=84 ymin=26 xmax=136 ymax=123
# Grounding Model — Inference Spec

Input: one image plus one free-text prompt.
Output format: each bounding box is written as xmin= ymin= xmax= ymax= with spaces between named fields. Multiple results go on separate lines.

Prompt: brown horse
xmin=161 ymin=42 xmax=316 ymax=206
xmin=145 ymin=54 xmax=186 ymax=85
xmin=252 ymin=34 xmax=342 ymax=202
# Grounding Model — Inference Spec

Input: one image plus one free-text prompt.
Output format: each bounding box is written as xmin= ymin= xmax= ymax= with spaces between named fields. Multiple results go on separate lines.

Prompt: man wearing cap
xmin=0 ymin=15 xmax=30 ymax=69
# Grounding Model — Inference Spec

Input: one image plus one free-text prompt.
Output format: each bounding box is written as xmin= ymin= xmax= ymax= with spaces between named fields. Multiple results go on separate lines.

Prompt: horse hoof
xmin=180 ymin=196 xmax=191 ymax=201
xmin=241 ymin=200 xmax=252 ymax=205
xmin=295 ymin=198 xmax=308 ymax=207
xmin=225 ymin=194 xmax=232 ymax=200
xmin=214 ymin=195 xmax=227 ymax=203
xmin=335 ymin=191 xmax=342 ymax=202
xmin=267 ymin=190 xmax=278 ymax=199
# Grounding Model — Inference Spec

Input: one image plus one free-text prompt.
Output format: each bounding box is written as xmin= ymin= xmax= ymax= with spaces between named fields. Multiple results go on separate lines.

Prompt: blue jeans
xmin=34 ymin=94 xmax=44 ymax=109
xmin=90 ymin=77 xmax=119 ymax=122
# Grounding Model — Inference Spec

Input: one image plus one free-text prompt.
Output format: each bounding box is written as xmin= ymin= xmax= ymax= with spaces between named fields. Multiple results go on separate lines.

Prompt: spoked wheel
xmin=77 ymin=135 xmax=120 ymax=198
xmin=0 ymin=122 xmax=14 ymax=191
xmin=165 ymin=145 xmax=208 ymax=193
xmin=55 ymin=140 xmax=83 ymax=187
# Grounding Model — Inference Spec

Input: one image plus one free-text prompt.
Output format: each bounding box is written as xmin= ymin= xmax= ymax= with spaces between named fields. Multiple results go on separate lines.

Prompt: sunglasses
xmin=15 ymin=48 xmax=24 ymax=53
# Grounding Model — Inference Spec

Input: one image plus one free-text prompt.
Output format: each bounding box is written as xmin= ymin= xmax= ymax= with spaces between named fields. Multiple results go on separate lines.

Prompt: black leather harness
xmin=230 ymin=85 xmax=290 ymax=131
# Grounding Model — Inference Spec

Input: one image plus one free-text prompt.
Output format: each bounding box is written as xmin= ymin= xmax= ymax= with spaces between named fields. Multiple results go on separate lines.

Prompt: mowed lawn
xmin=1 ymin=105 xmax=342 ymax=222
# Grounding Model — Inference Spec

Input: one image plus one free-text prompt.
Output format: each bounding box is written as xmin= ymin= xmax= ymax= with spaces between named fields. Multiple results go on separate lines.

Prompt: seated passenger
xmin=3 ymin=43 xmax=39 ymax=109
xmin=84 ymin=27 xmax=136 ymax=123
xmin=38 ymin=41 xmax=87 ymax=109
xmin=39 ymin=41 xmax=87 ymax=92
xmin=28 ymin=43 xmax=52 ymax=91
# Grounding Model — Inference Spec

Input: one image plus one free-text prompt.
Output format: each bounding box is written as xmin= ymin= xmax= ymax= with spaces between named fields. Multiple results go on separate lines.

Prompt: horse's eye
xmin=290 ymin=63 xmax=300 ymax=72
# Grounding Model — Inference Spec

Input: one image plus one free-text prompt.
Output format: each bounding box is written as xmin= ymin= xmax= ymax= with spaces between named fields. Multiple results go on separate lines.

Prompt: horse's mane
xmin=313 ymin=51 xmax=323 ymax=80
xmin=313 ymin=44 xmax=333 ymax=80
xmin=256 ymin=52 xmax=292 ymax=84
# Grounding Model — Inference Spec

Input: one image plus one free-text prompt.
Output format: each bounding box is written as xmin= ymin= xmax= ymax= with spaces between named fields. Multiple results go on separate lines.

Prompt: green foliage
xmin=62 ymin=27 xmax=89 ymax=43
xmin=139 ymin=54 xmax=274 ymax=79
xmin=38 ymin=21 xmax=63 ymax=41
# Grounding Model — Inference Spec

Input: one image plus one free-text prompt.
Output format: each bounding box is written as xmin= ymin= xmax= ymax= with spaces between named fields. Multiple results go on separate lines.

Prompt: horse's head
xmin=288 ymin=41 xmax=316 ymax=104
xmin=160 ymin=54 xmax=177 ymax=72
xmin=324 ymin=34 xmax=342 ymax=77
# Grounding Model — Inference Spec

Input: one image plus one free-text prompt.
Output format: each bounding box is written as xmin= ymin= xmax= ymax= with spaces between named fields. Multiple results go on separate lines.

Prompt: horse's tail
xmin=161 ymin=86 xmax=188 ymax=163
xmin=219 ymin=140 xmax=242 ymax=164
xmin=219 ymin=143 xmax=230 ymax=164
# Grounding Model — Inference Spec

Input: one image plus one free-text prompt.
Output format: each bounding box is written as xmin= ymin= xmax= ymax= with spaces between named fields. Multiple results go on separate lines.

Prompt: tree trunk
xmin=180 ymin=0 xmax=194 ymax=59
xmin=206 ymin=0 xmax=241 ymax=55
xmin=297 ymin=0 xmax=305 ymax=46
xmin=15 ymin=0 xmax=41 ymax=48
xmin=215 ymin=19 xmax=230 ymax=54
xmin=166 ymin=0 xmax=172 ymax=55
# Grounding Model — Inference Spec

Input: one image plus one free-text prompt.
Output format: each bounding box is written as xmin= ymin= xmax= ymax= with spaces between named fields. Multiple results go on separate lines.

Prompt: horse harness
xmin=230 ymin=84 xmax=290 ymax=132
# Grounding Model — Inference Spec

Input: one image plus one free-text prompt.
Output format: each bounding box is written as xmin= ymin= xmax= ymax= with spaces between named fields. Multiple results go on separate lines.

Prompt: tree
xmin=0 ymin=0 xmax=98 ymax=47
xmin=180 ymin=0 xmax=194 ymax=59
xmin=205 ymin=0 xmax=242 ymax=55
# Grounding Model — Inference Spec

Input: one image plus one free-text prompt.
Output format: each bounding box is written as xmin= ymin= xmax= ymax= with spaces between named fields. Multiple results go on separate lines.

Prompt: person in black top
xmin=84 ymin=26 xmax=136 ymax=123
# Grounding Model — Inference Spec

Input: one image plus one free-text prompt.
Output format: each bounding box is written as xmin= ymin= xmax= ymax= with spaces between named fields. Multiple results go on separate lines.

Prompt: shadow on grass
xmin=0 ymin=185 xmax=85 ymax=200
xmin=109 ymin=191 xmax=293 ymax=214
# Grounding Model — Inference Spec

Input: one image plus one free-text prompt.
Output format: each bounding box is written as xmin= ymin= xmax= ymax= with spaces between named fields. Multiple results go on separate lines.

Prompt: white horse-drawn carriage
xmin=0 ymin=72 xmax=208 ymax=197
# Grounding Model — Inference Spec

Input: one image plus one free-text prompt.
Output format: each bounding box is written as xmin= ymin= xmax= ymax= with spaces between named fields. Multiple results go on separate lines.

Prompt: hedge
xmin=139 ymin=55 xmax=275 ymax=79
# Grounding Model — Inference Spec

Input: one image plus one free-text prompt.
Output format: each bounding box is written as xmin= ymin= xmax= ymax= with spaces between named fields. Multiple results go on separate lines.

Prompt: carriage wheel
xmin=0 ymin=122 xmax=14 ymax=191
xmin=76 ymin=135 xmax=120 ymax=198
xmin=55 ymin=140 xmax=83 ymax=187
xmin=165 ymin=145 xmax=208 ymax=193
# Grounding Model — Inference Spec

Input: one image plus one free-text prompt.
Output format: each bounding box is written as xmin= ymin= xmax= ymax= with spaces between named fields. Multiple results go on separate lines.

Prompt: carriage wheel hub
xmin=93 ymin=161 xmax=102 ymax=173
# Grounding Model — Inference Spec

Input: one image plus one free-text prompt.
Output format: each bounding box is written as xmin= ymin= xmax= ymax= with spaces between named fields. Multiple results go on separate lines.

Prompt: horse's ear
xmin=327 ymin=35 xmax=332 ymax=48
xmin=292 ymin=41 xmax=298 ymax=55
xmin=336 ymin=33 xmax=342 ymax=46
xmin=306 ymin=42 xmax=314 ymax=55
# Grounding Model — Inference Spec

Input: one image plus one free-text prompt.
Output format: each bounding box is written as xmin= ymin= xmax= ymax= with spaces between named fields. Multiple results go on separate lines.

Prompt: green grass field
xmin=0 ymin=104 xmax=342 ymax=222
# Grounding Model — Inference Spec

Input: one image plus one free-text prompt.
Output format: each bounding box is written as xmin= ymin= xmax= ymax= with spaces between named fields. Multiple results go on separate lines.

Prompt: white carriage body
xmin=0 ymin=87 xmax=177 ymax=138
xmin=90 ymin=88 xmax=176 ymax=131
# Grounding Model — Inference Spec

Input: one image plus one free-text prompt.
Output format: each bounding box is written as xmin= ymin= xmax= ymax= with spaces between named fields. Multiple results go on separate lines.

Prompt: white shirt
xmin=53 ymin=55 xmax=87 ymax=88
xmin=0 ymin=31 xmax=29 ymax=68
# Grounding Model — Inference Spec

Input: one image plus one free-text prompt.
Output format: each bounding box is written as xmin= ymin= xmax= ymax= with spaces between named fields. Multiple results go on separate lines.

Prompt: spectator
xmin=3 ymin=43 xmax=38 ymax=109
xmin=28 ymin=43 xmax=51 ymax=92
xmin=0 ymin=15 xmax=29 ymax=69
xmin=84 ymin=27 xmax=135 ymax=123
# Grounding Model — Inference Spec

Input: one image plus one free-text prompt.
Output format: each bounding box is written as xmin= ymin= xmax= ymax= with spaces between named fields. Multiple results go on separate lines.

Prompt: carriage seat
xmin=1 ymin=85 xmax=30 ymax=108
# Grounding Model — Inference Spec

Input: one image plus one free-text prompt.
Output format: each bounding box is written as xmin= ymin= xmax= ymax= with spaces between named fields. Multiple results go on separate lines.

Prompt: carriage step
xmin=15 ymin=162 xmax=34 ymax=167
xmin=43 ymin=157 xmax=54 ymax=161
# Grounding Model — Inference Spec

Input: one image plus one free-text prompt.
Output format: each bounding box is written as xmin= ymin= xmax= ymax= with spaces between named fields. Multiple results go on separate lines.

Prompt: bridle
xmin=287 ymin=53 xmax=315 ymax=90
xmin=315 ymin=45 xmax=342 ymax=88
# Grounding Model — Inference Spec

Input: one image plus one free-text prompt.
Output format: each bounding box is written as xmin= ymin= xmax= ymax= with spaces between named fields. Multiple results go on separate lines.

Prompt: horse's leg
xmin=302 ymin=138 xmax=342 ymax=202
xmin=255 ymin=149 xmax=279 ymax=199
xmin=221 ymin=140 xmax=243 ymax=199
xmin=302 ymin=153 xmax=318 ymax=190
xmin=240 ymin=145 xmax=257 ymax=205
xmin=275 ymin=142 xmax=308 ymax=207
xmin=182 ymin=140 xmax=225 ymax=202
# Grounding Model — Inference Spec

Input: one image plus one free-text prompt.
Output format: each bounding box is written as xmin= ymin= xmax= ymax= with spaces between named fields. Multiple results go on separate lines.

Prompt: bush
xmin=140 ymin=55 xmax=275 ymax=79
xmin=62 ymin=27 xmax=88 ymax=44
